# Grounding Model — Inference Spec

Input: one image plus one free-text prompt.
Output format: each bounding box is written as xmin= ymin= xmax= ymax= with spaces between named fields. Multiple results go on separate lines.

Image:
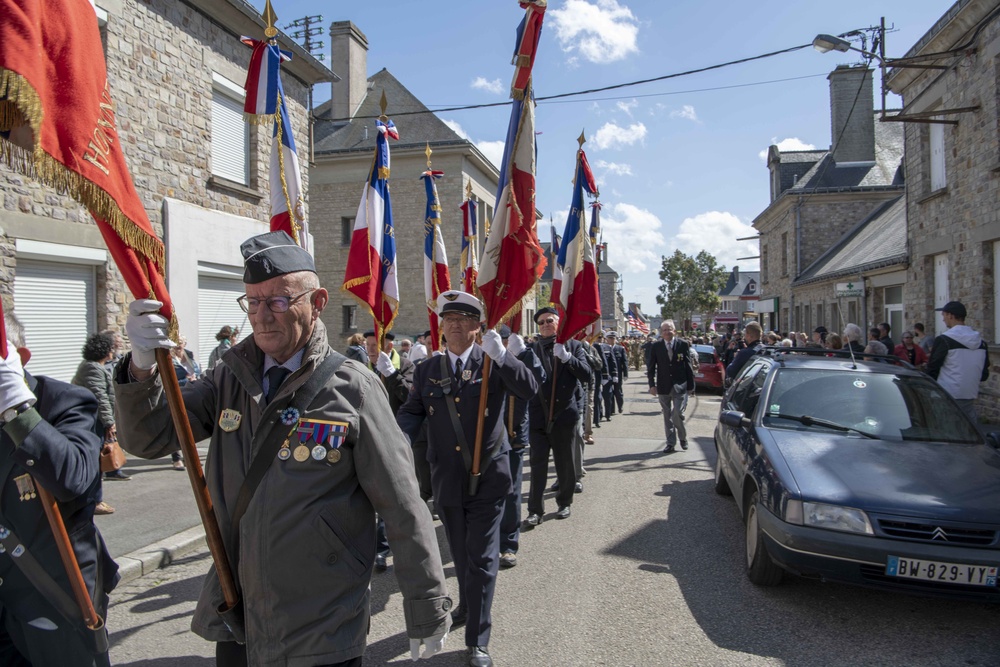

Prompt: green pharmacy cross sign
xmin=835 ymin=281 xmax=864 ymax=298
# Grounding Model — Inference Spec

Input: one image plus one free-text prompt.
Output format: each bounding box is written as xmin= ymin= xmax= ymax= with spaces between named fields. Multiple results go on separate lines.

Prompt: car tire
xmin=745 ymin=491 xmax=783 ymax=586
xmin=713 ymin=448 xmax=732 ymax=496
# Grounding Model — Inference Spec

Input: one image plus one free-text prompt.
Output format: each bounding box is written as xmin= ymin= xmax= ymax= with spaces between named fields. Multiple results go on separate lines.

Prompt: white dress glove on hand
xmin=409 ymin=630 xmax=448 ymax=661
xmin=375 ymin=351 xmax=395 ymax=377
xmin=126 ymin=299 xmax=174 ymax=370
xmin=506 ymin=333 xmax=526 ymax=357
xmin=0 ymin=343 xmax=36 ymax=414
xmin=553 ymin=342 xmax=571 ymax=362
xmin=481 ymin=329 xmax=506 ymax=362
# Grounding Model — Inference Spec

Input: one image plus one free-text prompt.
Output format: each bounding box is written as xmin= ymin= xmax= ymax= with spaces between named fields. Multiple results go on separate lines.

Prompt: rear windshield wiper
xmin=769 ymin=413 xmax=878 ymax=439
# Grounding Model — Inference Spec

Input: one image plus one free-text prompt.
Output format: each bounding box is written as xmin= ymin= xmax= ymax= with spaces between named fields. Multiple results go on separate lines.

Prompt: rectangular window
xmin=848 ymin=301 xmax=858 ymax=327
xmin=341 ymin=217 xmax=354 ymax=247
xmin=929 ymin=121 xmax=946 ymax=191
xmin=934 ymin=254 xmax=949 ymax=335
xmin=761 ymin=245 xmax=768 ymax=283
xmin=815 ymin=303 xmax=823 ymax=330
xmin=342 ymin=305 xmax=357 ymax=333
xmin=883 ymin=285 xmax=903 ymax=345
xmin=781 ymin=232 xmax=788 ymax=277
xmin=211 ymin=74 xmax=250 ymax=185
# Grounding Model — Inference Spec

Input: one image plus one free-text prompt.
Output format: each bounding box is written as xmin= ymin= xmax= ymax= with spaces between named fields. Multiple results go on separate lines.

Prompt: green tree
xmin=656 ymin=249 xmax=728 ymax=326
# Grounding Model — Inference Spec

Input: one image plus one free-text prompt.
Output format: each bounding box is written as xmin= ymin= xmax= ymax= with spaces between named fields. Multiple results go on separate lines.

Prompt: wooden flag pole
xmin=469 ymin=354 xmax=492 ymax=496
xmin=155 ymin=348 xmax=238 ymax=608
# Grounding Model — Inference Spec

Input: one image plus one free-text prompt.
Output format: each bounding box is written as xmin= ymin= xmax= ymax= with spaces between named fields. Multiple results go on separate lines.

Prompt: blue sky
xmin=252 ymin=0 xmax=949 ymax=316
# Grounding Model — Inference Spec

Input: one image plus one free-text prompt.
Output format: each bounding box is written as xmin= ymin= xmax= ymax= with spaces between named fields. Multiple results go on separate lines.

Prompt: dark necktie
xmin=454 ymin=358 xmax=464 ymax=388
xmin=265 ymin=366 xmax=290 ymax=404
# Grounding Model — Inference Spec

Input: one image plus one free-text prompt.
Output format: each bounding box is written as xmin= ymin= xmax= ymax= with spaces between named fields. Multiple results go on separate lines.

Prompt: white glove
xmin=481 ymin=329 xmax=506 ymax=362
xmin=409 ymin=630 xmax=448 ymax=661
xmin=553 ymin=342 xmax=571 ymax=362
xmin=375 ymin=351 xmax=395 ymax=377
xmin=507 ymin=333 xmax=526 ymax=357
xmin=126 ymin=299 xmax=174 ymax=370
xmin=0 ymin=342 xmax=36 ymax=414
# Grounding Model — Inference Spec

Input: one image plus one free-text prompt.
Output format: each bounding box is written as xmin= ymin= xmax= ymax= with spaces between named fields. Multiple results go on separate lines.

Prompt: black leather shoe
xmin=574 ymin=482 xmax=583 ymax=494
xmin=451 ymin=605 xmax=468 ymax=627
xmin=680 ymin=440 xmax=689 ymax=450
xmin=556 ymin=506 xmax=571 ymax=519
xmin=104 ymin=470 xmax=131 ymax=481
xmin=548 ymin=480 xmax=560 ymax=492
xmin=374 ymin=554 xmax=388 ymax=572
xmin=524 ymin=513 xmax=542 ymax=528
xmin=663 ymin=445 xmax=676 ymax=454
xmin=594 ymin=422 xmax=601 ymax=428
xmin=468 ymin=646 xmax=492 ymax=667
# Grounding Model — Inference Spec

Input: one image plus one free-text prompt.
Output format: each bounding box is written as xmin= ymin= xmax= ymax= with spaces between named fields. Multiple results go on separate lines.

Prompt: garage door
xmin=14 ymin=259 xmax=96 ymax=382
xmin=198 ymin=275 xmax=247 ymax=369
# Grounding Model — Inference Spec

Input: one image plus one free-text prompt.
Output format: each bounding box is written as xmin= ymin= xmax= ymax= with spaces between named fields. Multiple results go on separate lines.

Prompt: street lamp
xmin=812 ymin=34 xmax=852 ymax=54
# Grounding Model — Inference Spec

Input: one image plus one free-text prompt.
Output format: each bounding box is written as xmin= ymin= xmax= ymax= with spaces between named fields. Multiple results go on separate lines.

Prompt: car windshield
xmin=761 ymin=368 xmax=983 ymax=444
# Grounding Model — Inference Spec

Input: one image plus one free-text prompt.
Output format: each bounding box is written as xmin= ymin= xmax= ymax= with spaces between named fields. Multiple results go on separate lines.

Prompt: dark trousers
xmin=375 ymin=516 xmax=390 ymax=557
xmin=500 ymin=446 xmax=525 ymax=554
xmin=612 ymin=380 xmax=624 ymax=412
xmin=527 ymin=420 xmax=577 ymax=514
xmin=593 ymin=382 xmax=603 ymax=425
xmin=412 ymin=440 xmax=433 ymax=501
xmin=439 ymin=496 xmax=505 ymax=648
xmin=216 ymin=641 xmax=362 ymax=666
xmin=0 ymin=603 xmax=111 ymax=667
xmin=601 ymin=381 xmax=615 ymax=418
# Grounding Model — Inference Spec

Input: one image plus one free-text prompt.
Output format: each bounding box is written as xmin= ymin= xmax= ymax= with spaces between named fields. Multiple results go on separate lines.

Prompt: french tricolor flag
xmin=342 ymin=120 xmax=400 ymax=342
xmin=422 ymin=168 xmax=451 ymax=352
xmin=241 ymin=37 xmax=290 ymax=119
xmin=552 ymin=146 xmax=601 ymax=344
xmin=460 ymin=197 xmax=478 ymax=294
xmin=270 ymin=99 xmax=307 ymax=247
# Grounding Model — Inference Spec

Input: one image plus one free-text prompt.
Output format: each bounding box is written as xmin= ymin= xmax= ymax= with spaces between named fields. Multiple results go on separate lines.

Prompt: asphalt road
xmin=105 ymin=376 xmax=1000 ymax=666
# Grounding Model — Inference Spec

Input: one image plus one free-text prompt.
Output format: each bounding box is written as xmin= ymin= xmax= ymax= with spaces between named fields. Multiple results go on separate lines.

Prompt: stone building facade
xmin=886 ymin=0 xmax=1000 ymax=422
xmin=0 ymin=0 xmax=331 ymax=379
xmin=753 ymin=65 xmax=905 ymax=336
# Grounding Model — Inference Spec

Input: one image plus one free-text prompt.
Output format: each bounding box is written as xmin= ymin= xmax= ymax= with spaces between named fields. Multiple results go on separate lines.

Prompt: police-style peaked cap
xmin=437 ymin=290 xmax=484 ymax=320
xmin=241 ymin=231 xmax=316 ymax=284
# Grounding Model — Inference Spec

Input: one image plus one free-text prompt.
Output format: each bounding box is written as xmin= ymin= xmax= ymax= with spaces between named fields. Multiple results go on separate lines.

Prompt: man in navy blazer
xmin=397 ymin=291 xmax=537 ymax=667
xmin=647 ymin=320 xmax=695 ymax=453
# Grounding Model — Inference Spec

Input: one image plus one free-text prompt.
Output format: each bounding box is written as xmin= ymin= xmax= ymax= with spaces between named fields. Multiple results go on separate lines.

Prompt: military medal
xmin=462 ymin=369 xmax=472 ymax=381
xmin=14 ymin=474 xmax=36 ymax=501
xmin=278 ymin=446 xmax=291 ymax=461
xmin=280 ymin=407 xmax=300 ymax=426
xmin=219 ymin=409 xmax=242 ymax=432
xmin=293 ymin=445 xmax=310 ymax=462
xmin=326 ymin=449 xmax=341 ymax=463
xmin=311 ymin=445 xmax=326 ymax=461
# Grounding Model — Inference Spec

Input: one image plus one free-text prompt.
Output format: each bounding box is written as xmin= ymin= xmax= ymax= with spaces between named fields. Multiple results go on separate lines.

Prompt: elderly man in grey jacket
xmin=114 ymin=231 xmax=451 ymax=667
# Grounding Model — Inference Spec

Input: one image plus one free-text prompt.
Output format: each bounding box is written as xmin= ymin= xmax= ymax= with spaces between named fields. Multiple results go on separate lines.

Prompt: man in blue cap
xmin=115 ymin=231 xmax=451 ymax=666
xmin=397 ymin=290 xmax=537 ymax=667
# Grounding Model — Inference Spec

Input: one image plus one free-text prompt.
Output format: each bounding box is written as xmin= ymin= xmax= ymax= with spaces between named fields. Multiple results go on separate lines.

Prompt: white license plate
xmin=886 ymin=556 xmax=998 ymax=587
xmin=695 ymin=373 xmax=704 ymax=378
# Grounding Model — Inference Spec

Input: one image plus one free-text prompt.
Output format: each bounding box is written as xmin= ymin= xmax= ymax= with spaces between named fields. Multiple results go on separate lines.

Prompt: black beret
xmin=241 ymin=231 xmax=316 ymax=284
xmin=498 ymin=324 xmax=512 ymax=339
xmin=533 ymin=307 xmax=558 ymax=324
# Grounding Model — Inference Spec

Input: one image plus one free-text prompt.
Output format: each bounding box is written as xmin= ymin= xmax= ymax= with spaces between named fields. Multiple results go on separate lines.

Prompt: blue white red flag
xmin=552 ymin=146 xmax=601 ymax=344
xmin=510 ymin=1 xmax=547 ymax=99
xmin=343 ymin=119 xmax=400 ymax=342
xmin=550 ymin=224 xmax=563 ymax=292
xmin=241 ymin=37 xmax=290 ymax=121
xmin=422 ymin=168 xmax=451 ymax=352
xmin=460 ymin=197 xmax=479 ymax=293
xmin=589 ymin=200 xmax=602 ymax=247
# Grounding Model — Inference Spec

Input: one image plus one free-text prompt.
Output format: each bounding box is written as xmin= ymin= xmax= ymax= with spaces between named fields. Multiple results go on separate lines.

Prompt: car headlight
xmin=802 ymin=502 xmax=873 ymax=535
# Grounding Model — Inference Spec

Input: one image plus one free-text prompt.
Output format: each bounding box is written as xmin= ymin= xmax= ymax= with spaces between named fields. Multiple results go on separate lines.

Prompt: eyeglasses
xmin=237 ymin=289 xmax=315 ymax=314
xmin=538 ymin=318 xmax=558 ymax=325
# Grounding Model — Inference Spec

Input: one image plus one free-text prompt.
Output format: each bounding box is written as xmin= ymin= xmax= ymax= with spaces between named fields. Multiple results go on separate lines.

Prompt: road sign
xmin=835 ymin=281 xmax=864 ymax=298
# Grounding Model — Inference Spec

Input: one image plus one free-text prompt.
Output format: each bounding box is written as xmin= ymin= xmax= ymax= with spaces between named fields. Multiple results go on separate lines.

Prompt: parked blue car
xmin=714 ymin=347 xmax=1000 ymax=601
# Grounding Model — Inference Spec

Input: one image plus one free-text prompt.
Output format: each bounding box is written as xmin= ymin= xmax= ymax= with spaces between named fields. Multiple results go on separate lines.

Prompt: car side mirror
xmin=720 ymin=410 xmax=749 ymax=428
xmin=986 ymin=432 xmax=1000 ymax=449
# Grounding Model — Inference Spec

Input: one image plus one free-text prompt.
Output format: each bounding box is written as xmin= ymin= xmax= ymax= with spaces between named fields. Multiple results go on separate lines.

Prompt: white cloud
xmin=669 ymin=105 xmax=699 ymax=123
xmin=758 ymin=137 xmax=817 ymax=161
xmin=441 ymin=119 xmax=503 ymax=171
xmin=670 ymin=211 xmax=760 ymax=272
xmin=599 ymin=202 xmax=667 ymax=274
xmin=593 ymin=159 xmax=633 ymax=176
xmin=549 ymin=0 xmax=640 ymax=63
xmin=592 ymin=121 xmax=647 ymax=150
xmin=616 ymin=99 xmax=638 ymax=116
xmin=471 ymin=76 xmax=504 ymax=95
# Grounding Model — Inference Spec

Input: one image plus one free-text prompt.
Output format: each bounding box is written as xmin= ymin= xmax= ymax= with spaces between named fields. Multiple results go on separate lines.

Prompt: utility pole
xmin=285 ymin=14 xmax=324 ymax=164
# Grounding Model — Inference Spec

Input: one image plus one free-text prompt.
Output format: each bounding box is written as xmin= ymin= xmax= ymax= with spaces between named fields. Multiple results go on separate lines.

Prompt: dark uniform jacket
xmin=529 ymin=337 xmax=592 ymax=428
xmin=595 ymin=342 xmax=616 ymax=384
xmin=0 ymin=374 xmax=119 ymax=634
xmin=396 ymin=345 xmax=537 ymax=506
xmin=367 ymin=353 xmax=415 ymax=414
xmin=506 ymin=349 xmax=543 ymax=447
xmin=610 ymin=343 xmax=629 ymax=379
xmin=114 ymin=322 xmax=449 ymax=666
xmin=648 ymin=338 xmax=696 ymax=393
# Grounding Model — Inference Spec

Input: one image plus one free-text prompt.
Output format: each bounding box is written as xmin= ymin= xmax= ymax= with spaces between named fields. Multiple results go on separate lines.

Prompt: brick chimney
xmin=329 ymin=21 xmax=368 ymax=121
xmin=828 ymin=65 xmax=875 ymax=163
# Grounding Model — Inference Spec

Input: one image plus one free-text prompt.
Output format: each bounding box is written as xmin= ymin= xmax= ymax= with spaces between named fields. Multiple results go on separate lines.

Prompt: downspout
xmin=860 ymin=273 xmax=868 ymax=333
xmin=795 ymin=197 xmax=803 ymax=278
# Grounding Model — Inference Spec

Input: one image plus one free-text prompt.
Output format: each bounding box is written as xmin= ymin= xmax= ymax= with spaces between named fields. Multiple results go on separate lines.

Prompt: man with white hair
xmin=647 ymin=320 xmax=695 ymax=453
xmin=843 ymin=323 xmax=866 ymax=354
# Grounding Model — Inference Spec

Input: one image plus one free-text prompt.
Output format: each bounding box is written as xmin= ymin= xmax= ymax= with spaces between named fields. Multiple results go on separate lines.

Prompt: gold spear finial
xmin=578 ymin=130 xmax=586 ymax=150
xmin=465 ymin=180 xmax=473 ymax=199
xmin=379 ymin=90 xmax=388 ymax=122
xmin=425 ymin=142 xmax=433 ymax=169
xmin=262 ymin=0 xmax=278 ymax=39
